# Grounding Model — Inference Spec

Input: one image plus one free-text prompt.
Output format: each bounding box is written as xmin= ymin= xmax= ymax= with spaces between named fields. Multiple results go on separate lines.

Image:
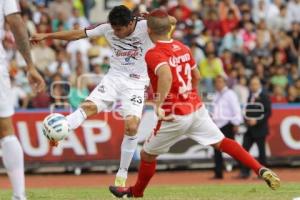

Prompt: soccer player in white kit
xmin=31 ymin=5 xmax=174 ymax=187
xmin=0 ymin=0 xmax=45 ymax=199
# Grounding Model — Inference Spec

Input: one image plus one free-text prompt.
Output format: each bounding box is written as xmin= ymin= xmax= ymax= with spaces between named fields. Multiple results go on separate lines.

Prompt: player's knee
xmin=125 ymin=116 xmax=140 ymax=135
xmin=0 ymin=117 xmax=14 ymax=138
xmin=140 ymin=150 xmax=156 ymax=162
xmin=211 ymin=140 xmax=222 ymax=150
xmin=80 ymin=101 xmax=98 ymax=117
xmin=125 ymin=123 xmax=139 ymax=135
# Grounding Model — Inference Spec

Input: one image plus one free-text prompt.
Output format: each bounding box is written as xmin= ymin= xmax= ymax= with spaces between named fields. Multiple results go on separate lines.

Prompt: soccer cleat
xmin=259 ymin=167 xmax=280 ymax=190
xmin=109 ymin=186 xmax=133 ymax=198
xmin=115 ymin=176 xmax=127 ymax=187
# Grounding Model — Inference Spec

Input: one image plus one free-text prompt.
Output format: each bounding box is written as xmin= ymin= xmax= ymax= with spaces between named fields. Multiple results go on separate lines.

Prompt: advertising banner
xmin=11 ymin=111 xmax=124 ymax=163
xmin=0 ymin=104 xmax=298 ymax=167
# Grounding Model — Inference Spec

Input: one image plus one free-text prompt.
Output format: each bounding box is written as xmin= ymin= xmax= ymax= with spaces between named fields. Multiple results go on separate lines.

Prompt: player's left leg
xmin=213 ymin=138 xmax=280 ymax=190
xmin=0 ymin=72 xmax=26 ymax=200
xmin=188 ymin=106 xmax=280 ymax=190
xmin=115 ymin=115 xmax=140 ymax=187
xmin=0 ymin=117 xmax=26 ymax=200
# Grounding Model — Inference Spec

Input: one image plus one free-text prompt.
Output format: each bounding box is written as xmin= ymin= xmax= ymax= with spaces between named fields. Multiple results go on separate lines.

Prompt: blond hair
xmin=147 ymin=9 xmax=171 ymax=35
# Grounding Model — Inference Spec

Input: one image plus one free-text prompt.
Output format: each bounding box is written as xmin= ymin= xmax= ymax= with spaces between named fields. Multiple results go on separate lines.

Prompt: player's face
xmin=112 ymin=22 xmax=133 ymax=39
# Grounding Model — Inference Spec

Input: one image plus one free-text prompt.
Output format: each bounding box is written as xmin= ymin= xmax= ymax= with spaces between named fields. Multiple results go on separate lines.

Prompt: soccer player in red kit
xmin=109 ymin=9 xmax=280 ymax=198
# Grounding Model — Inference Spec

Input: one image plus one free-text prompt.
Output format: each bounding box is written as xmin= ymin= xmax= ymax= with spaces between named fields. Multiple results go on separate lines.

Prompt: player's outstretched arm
xmin=6 ymin=13 xmax=45 ymax=92
xmin=30 ymin=29 xmax=86 ymax=44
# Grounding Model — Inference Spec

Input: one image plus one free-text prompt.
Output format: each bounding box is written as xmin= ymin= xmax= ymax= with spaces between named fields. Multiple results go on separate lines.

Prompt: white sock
xmin=66 ymin=108 xmax=87 ymax=130
xmin=116 ymin=135 xmax=138 ymax=179
xmin=1 ymin=135 xmax=26 ymax=200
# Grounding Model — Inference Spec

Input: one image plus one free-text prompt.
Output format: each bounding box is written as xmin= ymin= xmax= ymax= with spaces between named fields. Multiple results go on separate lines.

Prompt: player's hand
xmin=27 ymin=67 xmax=46 ymax=93
xmin=30 ymin=33 xmax=47 ymax=45
xmin=155 ymin=106 xmax=174 ymax=121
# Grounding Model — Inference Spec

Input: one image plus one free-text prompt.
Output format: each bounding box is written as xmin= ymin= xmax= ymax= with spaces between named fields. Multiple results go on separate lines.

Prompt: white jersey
xmin=85 ymin=18 xmax=153 ymax=84
xmin=0 ymin=0 xmax=20 ymax=69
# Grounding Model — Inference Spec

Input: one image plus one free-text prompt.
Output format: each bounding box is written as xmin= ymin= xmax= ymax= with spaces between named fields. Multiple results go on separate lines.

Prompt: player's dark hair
xmin=108 ymin=5 xmax=133 ymax=26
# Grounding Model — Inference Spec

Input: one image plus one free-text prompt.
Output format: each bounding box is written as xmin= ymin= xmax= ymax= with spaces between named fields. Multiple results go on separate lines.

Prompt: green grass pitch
xmin=0 ymin=183 xmax=299 ymax=200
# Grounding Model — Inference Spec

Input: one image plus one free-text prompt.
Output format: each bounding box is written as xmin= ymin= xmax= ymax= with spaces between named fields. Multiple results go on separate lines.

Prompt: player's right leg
xmin=0 ymin=72 xmax=26 ymax=200
xmin=110 ymin=117 xmax=189 ymax=198
xmin=109 ymin=150 xmax=157 ymax=198
xmin=66 ymin=75 xmax=116 ymax=130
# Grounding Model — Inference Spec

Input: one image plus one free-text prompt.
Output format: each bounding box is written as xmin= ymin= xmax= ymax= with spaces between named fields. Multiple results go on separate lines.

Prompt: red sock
xmin=219 ymin=138 xmax=262 ymax=174
xmin=131 ymin=159 xmax=156 ymax=197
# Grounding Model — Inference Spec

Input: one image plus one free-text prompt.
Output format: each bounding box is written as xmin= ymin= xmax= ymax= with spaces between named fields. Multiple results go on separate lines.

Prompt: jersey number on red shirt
xmin=176 ymin=63 xmax=192 ymax=99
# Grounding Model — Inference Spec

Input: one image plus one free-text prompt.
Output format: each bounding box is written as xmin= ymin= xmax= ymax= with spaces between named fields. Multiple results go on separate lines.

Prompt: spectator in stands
xmin=32 ymin=1 xmax=47 ymax=25
xmin=269 ymin=5 xmax=292 ymax=32
xmin=219 ymin=26 xmax=243 ymax=55
xmin=218 ymin=0 xmax=241 ymax=21
xmin=69 ymin=64 xmax=89 ymax=109
xmin=22 ymin=12 xmax=36 ymax=36
xmin=252 ymin=0 xmax=267 ymax=24
xmin=67 ymin=8 xmax=90 ymax=29
xmin=240 ymin=21 xmax=257 ymax=54
xmin=233 ymin=76 xmax=249 ymax=106
xmin=270 ymin=85 xmax=288 ymax=103
xmin=32 ymin=40 xmax=56 ymax=73
xmin=287 ymin=85 xmax=300 ymax=103
xmin=239 ymin=76 xmax=271 ymax=179
xmin=203 ymin=10 xmax=221 ymax=40
xmin=83 ymin=0 xmax=95 ymax=20
xmin=52 ymin=12 xmax=69 ymax=32
xmin=66 ymin=22 xmax=91 ymax=71
xmin=199 ymin=42 xmax=226 ymax=93
xmin=220 ymin=49 xmax=234 ymax=75
xmin=87 ymin=60 xmax=105 ymax=91
xmin=220 ymin=9 xmax=239 ymax=36
xmin=288 ymin=64 xmax=300 ymax=85
xmin=48 ymin=0 xmax=72 ymax=20
xmin=212 ymin=75 xmax=243 ymax=179
xmin=168 ymin=0 xmax=191 ymax=21
xmin=256 ymin=20 xmax=271 ymax=47
xmin=288 ymin=22 xmax=300 ymax=56
xmin=46 ymin=49 xmax=71 ymax=78
xmin=287 ymin=0 xmax=300 ymax=23
xmin=49 ymin=73 xmax=69 ymax=109
xmin=227 ymin=69 xmax=238 ymax=88
xmin=270 ymin=66 xmax=288 ymax=88
xmin=266 ymin=0 xmax=281 ymax=25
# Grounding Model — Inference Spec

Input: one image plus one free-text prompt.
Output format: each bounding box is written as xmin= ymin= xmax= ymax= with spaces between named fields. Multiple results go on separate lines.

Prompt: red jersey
xmin=145 ymin=40 xmax=202 ymax=115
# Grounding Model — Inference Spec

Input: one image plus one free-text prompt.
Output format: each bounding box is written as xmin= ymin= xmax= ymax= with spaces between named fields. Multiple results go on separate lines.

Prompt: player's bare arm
xmin=6 ymin=13 xmax=45 ymax=92
xmin=30 ymin=29 xmax=86 ymax=44
xmin=155 ymin=64 xmax=173 ymax=120
xmin=191 ymin=68 xmax=201 ymax=89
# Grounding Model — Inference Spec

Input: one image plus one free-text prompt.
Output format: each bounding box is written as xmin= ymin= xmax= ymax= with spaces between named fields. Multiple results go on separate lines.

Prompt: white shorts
xmin=143 ymin=106 xmax=225 ymax=155
xmin=0 ymin=67 xmax=14 ymax=118
xmin=86 ymin=74 xmax=147 ymax=118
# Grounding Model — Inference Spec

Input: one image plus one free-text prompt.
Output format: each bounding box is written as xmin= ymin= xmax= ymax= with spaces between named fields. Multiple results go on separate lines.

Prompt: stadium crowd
xmin=5 ymin=0 xmax=300 ymax=110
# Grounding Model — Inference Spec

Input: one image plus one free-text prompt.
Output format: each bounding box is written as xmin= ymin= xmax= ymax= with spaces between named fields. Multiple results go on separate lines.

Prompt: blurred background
xmin=1 ymin=0 xmax=300 ymax=174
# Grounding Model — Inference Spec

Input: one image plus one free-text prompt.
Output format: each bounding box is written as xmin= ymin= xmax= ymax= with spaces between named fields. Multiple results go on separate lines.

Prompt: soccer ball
xmin=42 ymin=113 xmax=70 ymax=141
